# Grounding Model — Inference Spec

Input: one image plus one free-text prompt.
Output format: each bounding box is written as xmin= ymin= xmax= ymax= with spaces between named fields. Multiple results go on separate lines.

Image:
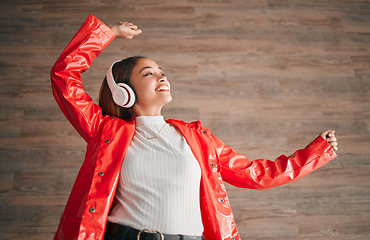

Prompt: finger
xmin=130 ymin=25 xmax=139 ymax=30
xmin=330 ymin=141 xmax=338 ymax=147
xmin=327 ymin=130 xmax=335 ymax=136
xmin=327 ymin=131 xmax=336 ymax=138
xmin=320 ymin=130 xmax=336 ymax=139
xmin=333 ymin=146 xmax=338 ymax=152
xmin=131 ymin=29 xmax=142 ymax=35
xmin=320 ymin=130 xmax=331 ymax=139
xmin=327 ymin=137 xmax=337 ymax=143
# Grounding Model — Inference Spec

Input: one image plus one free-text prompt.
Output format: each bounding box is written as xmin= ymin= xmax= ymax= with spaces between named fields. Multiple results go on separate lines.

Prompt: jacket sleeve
xmin=51 ymin=14 xmax=116 ymax=142
xmin=213 ymin=135 xmax=337 ymax=190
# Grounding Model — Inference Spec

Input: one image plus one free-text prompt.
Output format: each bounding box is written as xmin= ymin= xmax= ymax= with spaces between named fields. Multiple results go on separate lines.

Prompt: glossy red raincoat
xmin=51 ymin=15 xmax=337 ymax=240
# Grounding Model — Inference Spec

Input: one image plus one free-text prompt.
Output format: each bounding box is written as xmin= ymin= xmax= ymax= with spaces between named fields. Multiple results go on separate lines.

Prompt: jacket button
xmin=210 ymin=163 xmax=215 ymax=167
xmin=203 ymin=130 xmax=207 ymax=134
xmin=110 ymin=117 xmax=114 ymax=120
xmin=98 ymin=172 xmax=104 ymax=177
xmin=89 ymin=208 xmax=96 ymax=213
xmin=105 ymin=139 xmax=110 ymax=143
xmin=232 ymin=237 xmax=235 ymax=240
xmin=218 ymin=198 xmax=225 ymax=203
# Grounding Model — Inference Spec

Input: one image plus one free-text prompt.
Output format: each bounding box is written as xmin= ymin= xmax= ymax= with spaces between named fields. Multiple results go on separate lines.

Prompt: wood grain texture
xmin=0 ymin=0 xmax=369 ymax=239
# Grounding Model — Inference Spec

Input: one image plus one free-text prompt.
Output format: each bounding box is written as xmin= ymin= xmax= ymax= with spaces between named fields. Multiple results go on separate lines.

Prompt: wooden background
xmin=1 ymin=0 xmax=369 ymax=239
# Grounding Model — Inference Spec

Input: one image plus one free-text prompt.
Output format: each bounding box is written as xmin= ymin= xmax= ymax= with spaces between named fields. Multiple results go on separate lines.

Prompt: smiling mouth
xmin=155 ymin=85 xmax=170 ymax=91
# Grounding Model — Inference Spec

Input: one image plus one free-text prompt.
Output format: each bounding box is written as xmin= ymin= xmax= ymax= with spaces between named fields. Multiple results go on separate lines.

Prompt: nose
xmin=158 ymin=75 xmax=167 ymax=83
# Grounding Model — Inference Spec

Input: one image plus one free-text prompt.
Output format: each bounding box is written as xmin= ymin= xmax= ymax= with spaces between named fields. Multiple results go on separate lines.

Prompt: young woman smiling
xmin=51 ymin=15 xmax=338 ymax=240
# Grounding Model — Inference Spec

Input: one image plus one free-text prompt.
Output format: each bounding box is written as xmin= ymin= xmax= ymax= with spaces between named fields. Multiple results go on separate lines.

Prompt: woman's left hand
xmin=109 ymin=21 xmax=142 ymax=39
xmin=320 ymin=130 xmax=338 ymax=152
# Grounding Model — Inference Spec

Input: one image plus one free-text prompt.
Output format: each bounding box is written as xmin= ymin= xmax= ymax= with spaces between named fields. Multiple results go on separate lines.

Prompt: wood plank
xmin=0 ymin=0 xmax=369 ymax=239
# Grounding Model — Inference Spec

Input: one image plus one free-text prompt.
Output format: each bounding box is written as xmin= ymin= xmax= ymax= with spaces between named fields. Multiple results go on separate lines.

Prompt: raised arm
xmin=50 ymin=15 xmax=141 ymax=142
xmin=215 ymin=132 xmax=337 ymax=190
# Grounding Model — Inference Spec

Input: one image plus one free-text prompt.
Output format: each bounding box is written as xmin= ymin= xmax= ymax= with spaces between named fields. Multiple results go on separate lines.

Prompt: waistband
xmin=105 ymin=222 xmax=204 ymax=240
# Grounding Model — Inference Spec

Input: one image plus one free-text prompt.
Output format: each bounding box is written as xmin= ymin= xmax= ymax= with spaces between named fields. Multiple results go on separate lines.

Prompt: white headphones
xmin=106 ymin=61 xmax=136 ymax=108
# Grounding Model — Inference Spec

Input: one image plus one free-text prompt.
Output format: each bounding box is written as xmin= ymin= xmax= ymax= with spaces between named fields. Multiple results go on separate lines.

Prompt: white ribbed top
xmin=108 ymin=116 xmax=204 ymax=235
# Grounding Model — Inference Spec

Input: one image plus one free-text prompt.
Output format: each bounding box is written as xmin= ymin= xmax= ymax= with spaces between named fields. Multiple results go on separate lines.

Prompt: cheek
xmin=130 ymin=78 xmax=147 ymax=96
xmin=133 ymin=83 xmax=155 ymax=102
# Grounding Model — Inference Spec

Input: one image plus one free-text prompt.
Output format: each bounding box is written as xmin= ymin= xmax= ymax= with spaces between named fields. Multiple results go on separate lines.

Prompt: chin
xmin=163 ymin=93 xmax=172 ymax=101
xmin=162 ymin=95 xmax=173 ymax=106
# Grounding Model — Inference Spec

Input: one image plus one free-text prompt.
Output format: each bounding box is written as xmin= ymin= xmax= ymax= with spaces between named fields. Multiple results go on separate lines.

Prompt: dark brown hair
xmin=99 ymin=56 xmax=146 ymax=120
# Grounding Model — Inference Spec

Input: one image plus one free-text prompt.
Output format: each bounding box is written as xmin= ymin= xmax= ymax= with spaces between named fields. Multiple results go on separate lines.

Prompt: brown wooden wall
xmin=1 ymin=0 xmax=369 ymax=239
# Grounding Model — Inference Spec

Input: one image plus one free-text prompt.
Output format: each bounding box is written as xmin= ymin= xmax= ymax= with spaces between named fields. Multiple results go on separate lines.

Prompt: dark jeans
xmin=104 ymin=222 xmax=204 ymax=240
xmin=104 ymin=232 xmax=125 ymax=240
xmin=104 ymin=222 xmax=130 ymax=240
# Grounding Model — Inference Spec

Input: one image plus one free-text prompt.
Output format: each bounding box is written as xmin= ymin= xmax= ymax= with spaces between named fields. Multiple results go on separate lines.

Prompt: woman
xmin=51 ymin=15 xmax=338 ymax=240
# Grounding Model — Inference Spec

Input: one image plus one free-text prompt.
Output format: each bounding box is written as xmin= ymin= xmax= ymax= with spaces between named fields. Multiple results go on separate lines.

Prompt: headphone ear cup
xmin=116 ymin=83 xmax=136 ymax=108
xmin=106 ymin=61 xmax=136 ymax=108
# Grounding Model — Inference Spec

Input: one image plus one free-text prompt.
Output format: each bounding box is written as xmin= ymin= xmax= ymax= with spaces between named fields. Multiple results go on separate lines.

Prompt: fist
xmin=320 ymin=130 xmax=338 ymax=152
xmin=109 ymin=21 xmax=142 ymax=39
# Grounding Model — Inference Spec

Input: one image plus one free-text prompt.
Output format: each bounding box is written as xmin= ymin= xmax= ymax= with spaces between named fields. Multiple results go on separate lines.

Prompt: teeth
xmin=156 ymin=85 xmax=169 ymax=91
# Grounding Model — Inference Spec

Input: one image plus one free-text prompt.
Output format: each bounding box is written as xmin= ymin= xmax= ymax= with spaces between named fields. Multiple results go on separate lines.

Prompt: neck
xmin=132 ymin=105 xmax=163 ymax=117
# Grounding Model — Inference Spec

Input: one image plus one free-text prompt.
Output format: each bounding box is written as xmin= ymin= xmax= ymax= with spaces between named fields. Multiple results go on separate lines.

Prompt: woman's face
xmin=129 ymin=58 xmax=172 ymax=114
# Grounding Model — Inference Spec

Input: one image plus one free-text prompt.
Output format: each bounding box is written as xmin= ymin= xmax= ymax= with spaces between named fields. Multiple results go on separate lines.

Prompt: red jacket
xmin=51 ymin=15 xmax=337 ymax=240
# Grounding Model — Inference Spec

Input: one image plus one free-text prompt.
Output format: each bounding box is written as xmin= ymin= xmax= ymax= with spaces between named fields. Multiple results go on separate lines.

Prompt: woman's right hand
xmin=109 ymin=21 xmax=142 ymax=39
xmin=320 ymin=130 xmax=338 ymax=152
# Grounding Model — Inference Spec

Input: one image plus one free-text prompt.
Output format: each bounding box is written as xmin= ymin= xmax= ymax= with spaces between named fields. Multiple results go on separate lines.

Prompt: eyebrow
xmin=140 ymin=66 xmax=162 ymax=73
